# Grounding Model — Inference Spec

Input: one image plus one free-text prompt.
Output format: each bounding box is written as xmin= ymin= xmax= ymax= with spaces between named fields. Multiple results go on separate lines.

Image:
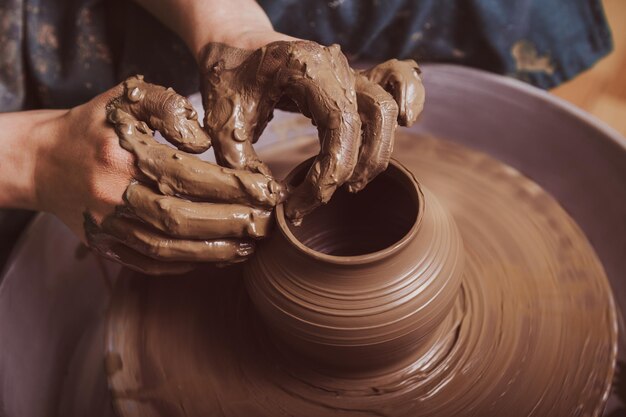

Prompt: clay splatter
xmin=511 ymin=40 xmax=554 ymax=74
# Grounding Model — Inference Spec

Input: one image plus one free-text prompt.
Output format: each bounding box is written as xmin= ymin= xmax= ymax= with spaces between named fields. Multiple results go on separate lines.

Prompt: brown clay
xmin=199 ymin=42 xmax=424 ymax=222
xmin=106 ymin=133 xmax=617 ymax=417
xmin=245 ymin=159 xmax=464 ymax=374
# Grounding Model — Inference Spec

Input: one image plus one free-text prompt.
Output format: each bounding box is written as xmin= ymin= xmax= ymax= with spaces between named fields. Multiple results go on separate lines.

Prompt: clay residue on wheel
xmin=511 ymin=40 xmax=554 ymax=74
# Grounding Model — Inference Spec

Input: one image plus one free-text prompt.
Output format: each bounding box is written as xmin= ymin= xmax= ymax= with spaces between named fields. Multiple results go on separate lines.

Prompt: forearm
xmin=0 ymin=110 xmax=63 ymax=210
xmin=133 ymin=0 xmax=296 ymax=58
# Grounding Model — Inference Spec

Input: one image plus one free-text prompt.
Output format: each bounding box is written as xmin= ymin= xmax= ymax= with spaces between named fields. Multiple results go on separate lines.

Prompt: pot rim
xmin=275 ymin=158 xmax=425 ymax=265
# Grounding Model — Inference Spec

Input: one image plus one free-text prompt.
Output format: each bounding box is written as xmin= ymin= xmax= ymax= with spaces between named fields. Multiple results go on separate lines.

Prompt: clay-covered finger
xmin=122 ymin=182 xmax=273 ymax=239
xmin=278 ymin=43 xmax=362 ymax=222
xmin=283 ymin=98 xmax=361 ymax=222
xmin=202 ymin=89 xmax=273 ymax=176
xmin=99 ymin=216 xmax=255 ymax=263
xmin=200 ymin=48 xmax=273 ymax=175
xmin=84 ymin=214 xmax=196 ymax=275
xmin=361 ymin=59 xmax=425 ymax=127
xmin=107 ymin=108 xmax=287 ymax=208
xmin=211 ymin=126 xmax=272 ymax=176
xmin=100 ymin=242 xmax=196 ymax=275
xmin=347 ymin=76 xmax=399 ymax=192
xmin=108 ymin=75 xmax=211 ymax=154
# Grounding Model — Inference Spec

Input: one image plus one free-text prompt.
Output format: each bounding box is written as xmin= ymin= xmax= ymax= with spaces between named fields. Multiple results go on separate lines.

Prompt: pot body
xmin=244 ymin=160 xmax=464 ymax=372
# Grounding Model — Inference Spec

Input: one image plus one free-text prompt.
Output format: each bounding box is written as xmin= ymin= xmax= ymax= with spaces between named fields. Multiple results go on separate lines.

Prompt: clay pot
xmin=244 ymin=159 xmax=464 ymax=373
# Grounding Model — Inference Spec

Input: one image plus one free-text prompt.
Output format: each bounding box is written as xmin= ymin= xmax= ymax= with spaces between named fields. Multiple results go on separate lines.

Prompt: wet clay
xmin=106 ymin=133 xmax=617 ymax=417
xmin=85 ymin=76 xmax=286 ymax=274
xmin=246 ymin=159 xmax=464 ymax=374
xmin=199 ymin=42 xmax=424 ymax=222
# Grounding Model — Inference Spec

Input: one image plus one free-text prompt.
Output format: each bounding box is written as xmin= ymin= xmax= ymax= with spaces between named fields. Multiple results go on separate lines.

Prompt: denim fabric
xmin=0 ymin=0 xmax=198 ymax=111
xmin=260 ymin=0 xmax=613 ymax=89
xmin=0 ymin=0 xmax=612 ymax=111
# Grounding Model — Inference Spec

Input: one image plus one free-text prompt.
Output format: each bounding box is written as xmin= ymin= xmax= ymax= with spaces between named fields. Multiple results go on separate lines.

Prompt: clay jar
xmin=244 ymin=159 xmax=464 ymax=374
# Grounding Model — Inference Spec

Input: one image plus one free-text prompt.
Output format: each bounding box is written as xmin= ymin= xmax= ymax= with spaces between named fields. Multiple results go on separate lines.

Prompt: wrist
xmin=133 ymin=0 xmax=298 ymax=62
xmin=197 ymin=29 xmax=296 ymax=55
xmin=181 ymin=2 xmax=297 ymax=60
xmin=0 ymin=109 xmax=65 ymax=210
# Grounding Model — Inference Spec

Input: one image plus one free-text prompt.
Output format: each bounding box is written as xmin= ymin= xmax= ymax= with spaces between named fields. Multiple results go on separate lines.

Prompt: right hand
xmin=36 ymin=76 xmax=286 ymax=275
xmin=199 ymin=39 xmax=425 ymax=223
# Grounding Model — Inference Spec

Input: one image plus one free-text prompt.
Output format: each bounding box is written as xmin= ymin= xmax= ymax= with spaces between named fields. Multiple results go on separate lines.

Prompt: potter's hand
xmin=199 ymin=41 xmax=424 ymax=223
xmin=349 ymin=59 xmax=425 ymax=190
xmin=38 ymin=76 xmax=285 ymax=275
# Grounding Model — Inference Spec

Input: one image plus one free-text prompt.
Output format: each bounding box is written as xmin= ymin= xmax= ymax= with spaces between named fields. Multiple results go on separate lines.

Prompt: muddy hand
xmin=84 ymin=76 xmax=286 ymax=275
xmin=348 ymin=59 xmax=425 ymax=191
xmin=199 ymin=41 xmax=424 ymax=224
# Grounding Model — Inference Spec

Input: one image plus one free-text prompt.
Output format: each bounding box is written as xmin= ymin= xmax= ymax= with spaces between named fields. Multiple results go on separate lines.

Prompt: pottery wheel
xmin=106 ymin=132 xmax=617 ymax=417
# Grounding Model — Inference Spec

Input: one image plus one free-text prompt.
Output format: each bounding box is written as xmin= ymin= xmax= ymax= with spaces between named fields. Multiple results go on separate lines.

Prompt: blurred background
xmin=553 ymin=0 xmax=625 ymax=136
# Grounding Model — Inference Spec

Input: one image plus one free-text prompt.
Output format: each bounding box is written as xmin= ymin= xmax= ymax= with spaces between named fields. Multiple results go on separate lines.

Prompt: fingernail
xmin=237 ymin=242 xmax=255 ymax=257
xmin=268 ymin=179 xmax=280 ymax=194
xmin=136 ymin=121 xmax=150 ymax=134
xmin=128 ymin=87 xmax=143 ymax=103
xmin=269 ymin=180 xmax=290 ymax=203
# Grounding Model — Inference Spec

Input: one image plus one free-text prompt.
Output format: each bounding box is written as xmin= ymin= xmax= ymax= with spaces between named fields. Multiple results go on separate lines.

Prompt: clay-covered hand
xmin=198 ymin=41 xmax=424 ymax=223
xmin=349 ymin=59 xmax=425 ymax=191
xmin=38 ymin=75 xmax=285 ymax=275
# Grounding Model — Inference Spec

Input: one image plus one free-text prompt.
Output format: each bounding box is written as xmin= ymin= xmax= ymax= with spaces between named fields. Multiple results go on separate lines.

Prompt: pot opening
xmin=284 ymin=161 xmax=420 ymax=257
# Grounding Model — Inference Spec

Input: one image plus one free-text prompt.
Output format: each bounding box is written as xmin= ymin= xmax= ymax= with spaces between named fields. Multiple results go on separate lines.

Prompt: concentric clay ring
xmin=106 ymin=133 xmax=617 ymax=417
xmin=245 ymin=158 xmax=466 ymax=375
